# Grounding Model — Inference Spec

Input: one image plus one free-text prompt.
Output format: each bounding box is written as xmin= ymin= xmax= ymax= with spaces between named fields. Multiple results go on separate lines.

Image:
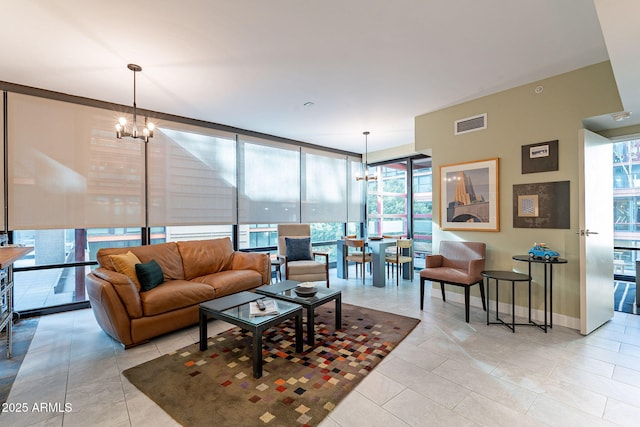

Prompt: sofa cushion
xmin=139 ymin=280 xmax=216 ymax=317
xmin=136 ymin=260 xmax=165 ymax=292
xmin=109 ymin=251 xmax=141 ymax=290
xmin=177 ymin=238 xmax=234 ymax=281
xmin=231 ymin=251 xmax=271 ymax=285
xmin=97 ymin=242 xmax=185 ymax=280
xmin=285 ymin=237 xmax=312 ymax=261
xmin=192 ymin=270 xmax=262 ymax=298
xmin=129 ymin=242 xmax=185 ymax=280
xmin=285 ymin=259 xmax=327 ymax=277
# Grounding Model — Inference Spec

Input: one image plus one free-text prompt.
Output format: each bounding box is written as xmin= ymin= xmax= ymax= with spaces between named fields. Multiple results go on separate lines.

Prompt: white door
xmin=578 ymin=129 xmax=614 ymax=335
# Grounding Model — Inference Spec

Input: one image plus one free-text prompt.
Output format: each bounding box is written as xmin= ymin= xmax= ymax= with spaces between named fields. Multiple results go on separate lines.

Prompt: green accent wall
xmin=415 ymin=61 xmax=623 ymax=324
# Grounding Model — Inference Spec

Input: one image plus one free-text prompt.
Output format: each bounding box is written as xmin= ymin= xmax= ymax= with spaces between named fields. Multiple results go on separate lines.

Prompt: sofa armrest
xmin=91 ymin=268 xmax=143 ymax=318
xmin=86 ymin=271 xmax=137 ymax=347
xmin=426 ymin=254 xmax=443 ymax=268
xmin=232 ymin=251 xmax=271 ymax=284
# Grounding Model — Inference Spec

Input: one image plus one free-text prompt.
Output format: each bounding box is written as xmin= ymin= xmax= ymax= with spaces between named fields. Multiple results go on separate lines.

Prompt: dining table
xmin=336 ymin=237 xmax=410 ymax=287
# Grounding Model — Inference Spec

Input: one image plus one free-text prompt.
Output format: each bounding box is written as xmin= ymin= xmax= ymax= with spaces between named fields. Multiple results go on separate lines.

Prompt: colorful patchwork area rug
xmin=123 ymin=303 xmax=420 ymax=426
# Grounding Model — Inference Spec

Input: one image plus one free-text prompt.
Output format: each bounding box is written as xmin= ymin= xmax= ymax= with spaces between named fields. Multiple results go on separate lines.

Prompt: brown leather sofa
xmin=86 ymin=237 xmax=270 ymax=348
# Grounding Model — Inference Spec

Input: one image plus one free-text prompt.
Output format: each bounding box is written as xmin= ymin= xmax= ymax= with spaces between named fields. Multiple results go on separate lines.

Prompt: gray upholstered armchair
xmin=419 ymin=241 xmax=486 ymax=322
xmin=277 ymin=224 xmax=330 ymax=287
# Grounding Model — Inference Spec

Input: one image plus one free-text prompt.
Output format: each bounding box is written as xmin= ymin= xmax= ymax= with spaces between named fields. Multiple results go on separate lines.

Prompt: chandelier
xmin=115 ymin=64 xmax=155 ymax=143
xmin=356 ymin=131 xmax=378 ymax=181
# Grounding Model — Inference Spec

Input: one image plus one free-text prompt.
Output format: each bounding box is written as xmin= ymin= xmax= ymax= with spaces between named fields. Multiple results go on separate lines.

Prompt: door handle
xmin=577 ymin=229 xmax=599 ymax=236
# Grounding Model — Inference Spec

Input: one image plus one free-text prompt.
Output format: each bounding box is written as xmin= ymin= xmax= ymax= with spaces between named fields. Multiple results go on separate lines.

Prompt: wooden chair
xmin=419 ymin=241 xmax=486 ymax=322
xmin=344 ymin=239 xmax=372 ymax=285
xmin=342 ymin=235 xmax=363 ymax=256
xmin=385 ymin=239 xmax=414 ymax=286
xmin=382 ymin=234 xmax=399 ymax=274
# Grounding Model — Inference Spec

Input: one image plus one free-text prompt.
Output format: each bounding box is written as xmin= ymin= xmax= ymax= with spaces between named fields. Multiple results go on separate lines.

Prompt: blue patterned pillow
xmin=285 ymin=237 xmax=312 ymax=261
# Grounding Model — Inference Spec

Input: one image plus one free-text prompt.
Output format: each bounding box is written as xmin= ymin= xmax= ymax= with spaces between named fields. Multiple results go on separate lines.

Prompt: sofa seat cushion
xmin=140 ymin=280 xmax=216 ymax=317
xmin=192 ymin=270 xmax=262 ymax=298
xmin=177 ymin=238 xmax=234 ymax=280
xmin=419 ymin=267 xmax=477 ymax=285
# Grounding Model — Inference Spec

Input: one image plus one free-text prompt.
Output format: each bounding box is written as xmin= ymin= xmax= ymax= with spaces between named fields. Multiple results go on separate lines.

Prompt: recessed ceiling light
xmin=303 ymin=101 xmax=314 ymax=107
xmin=612 ymin=111 xmax=631 ymax=122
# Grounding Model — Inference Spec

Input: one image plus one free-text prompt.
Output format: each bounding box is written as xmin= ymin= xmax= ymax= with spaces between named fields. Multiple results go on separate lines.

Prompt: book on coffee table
xmin=249 ymin=299 xmax=279 ymax=317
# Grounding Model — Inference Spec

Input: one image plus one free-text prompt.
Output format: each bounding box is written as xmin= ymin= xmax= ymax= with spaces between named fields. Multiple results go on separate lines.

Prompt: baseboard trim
xmin=432 ymin=290 xmax=580 ymax=330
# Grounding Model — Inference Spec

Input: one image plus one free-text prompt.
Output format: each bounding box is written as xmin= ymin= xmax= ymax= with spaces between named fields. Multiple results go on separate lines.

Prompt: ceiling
xmin=0 ymin=0 xmax=637 ymax=154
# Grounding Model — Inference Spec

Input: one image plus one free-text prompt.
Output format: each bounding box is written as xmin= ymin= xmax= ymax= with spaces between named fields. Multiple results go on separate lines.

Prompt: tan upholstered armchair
xmin=419 ymin=241 xmax=486 ymax=322
xmin=277 ymin=224 xmax=330 ymax=287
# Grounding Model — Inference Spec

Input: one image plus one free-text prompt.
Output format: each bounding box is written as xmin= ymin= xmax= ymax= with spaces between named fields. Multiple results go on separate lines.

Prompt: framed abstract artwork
xmin=440 ymin=158 xmax=499 ymax=231
xmin=513 ymin=181 xmax=570 ymax=229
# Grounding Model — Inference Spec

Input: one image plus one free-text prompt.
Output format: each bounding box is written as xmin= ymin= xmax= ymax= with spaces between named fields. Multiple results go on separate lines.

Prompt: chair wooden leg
xmin=464 ymin=287 xmax=471 ymax=323
xmin=440 ymin=282 xmax=446 ymax=301
xmin=325 ymin=266 xmax=330 ymax=288
xmin=478 ymin=280 xmax=486 ymax=310
xmin=420 ymin=277 xmax=425 ymax=310
xmin=396 ymin=263 xmax=399 ymax=286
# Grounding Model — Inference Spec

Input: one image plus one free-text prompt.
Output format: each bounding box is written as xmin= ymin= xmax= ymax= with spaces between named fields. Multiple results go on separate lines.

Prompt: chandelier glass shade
xmin=115 ymin=64 xmax=155 ymax=143
xmin=356 ymin=131 xmax=378 ymax=181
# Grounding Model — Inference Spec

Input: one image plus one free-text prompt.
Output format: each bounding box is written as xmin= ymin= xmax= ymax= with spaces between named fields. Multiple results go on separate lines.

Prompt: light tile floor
xmin=2 ymin=270 xmax=640 ymax=426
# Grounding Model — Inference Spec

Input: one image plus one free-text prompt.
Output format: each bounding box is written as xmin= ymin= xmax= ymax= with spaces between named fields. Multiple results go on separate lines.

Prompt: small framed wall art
xmin=521 ymin=140 xmax=558 ymax=174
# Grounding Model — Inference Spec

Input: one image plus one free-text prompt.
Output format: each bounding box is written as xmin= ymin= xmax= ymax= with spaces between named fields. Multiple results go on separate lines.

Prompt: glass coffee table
xmin=255 ymin=280 xmax=342 ymax=345
xmin=199 ymin=291 xmax=303 ymax=378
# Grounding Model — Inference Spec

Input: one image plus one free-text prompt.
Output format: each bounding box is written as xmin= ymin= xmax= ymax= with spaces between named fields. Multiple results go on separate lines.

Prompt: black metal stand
xmin=482 ymin=270 xmax=534 ymax=333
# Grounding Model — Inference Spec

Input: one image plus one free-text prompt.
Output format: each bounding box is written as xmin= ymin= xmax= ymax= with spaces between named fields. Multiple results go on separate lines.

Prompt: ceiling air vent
xmin=455 ymin=113 xmax=487 ymax=135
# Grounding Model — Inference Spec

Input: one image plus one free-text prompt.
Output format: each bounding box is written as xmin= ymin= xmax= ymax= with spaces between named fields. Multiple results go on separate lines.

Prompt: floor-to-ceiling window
xmin=412 ymin=158 xmax=433 ymax=268
xmin=4 ymin=89 xmax=362 ymax=315
xmin=612 ymin=136 xmax=640 ymax=280
xmin=366 ymin=156 xmax=432 ymax=268
xmin=367 ymin=161 xmax=408 ymax=237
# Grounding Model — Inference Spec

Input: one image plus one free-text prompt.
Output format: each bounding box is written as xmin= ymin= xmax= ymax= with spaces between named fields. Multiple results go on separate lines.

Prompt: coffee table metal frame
xmin=482 ymin=270 xmax=541 ymax=333
xmin=255 ymin=280 xmax=342 ymax=345
xmin=199 ymin=291 xmax=303 ymax=378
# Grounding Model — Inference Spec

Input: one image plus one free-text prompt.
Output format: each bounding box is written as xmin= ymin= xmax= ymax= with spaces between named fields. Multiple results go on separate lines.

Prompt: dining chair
xmin=344 ymin=238 xmax=372 ymax=285
xmin=382 ymin=234 xmax=398 ymax=275
xmin=385 ymin=238 xmax=414 ymax=286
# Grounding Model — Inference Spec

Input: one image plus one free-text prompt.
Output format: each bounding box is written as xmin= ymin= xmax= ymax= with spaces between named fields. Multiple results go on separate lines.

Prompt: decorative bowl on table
xmin=294 ymin=282 xmax=317 ymax=297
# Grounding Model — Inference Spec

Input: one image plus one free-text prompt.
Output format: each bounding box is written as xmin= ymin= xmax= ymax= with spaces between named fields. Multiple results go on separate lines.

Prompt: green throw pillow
xmin=136 ymin=260 xmax=165 ymax=292
xmin=285 ymin=237 xmax=312 ymax=261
